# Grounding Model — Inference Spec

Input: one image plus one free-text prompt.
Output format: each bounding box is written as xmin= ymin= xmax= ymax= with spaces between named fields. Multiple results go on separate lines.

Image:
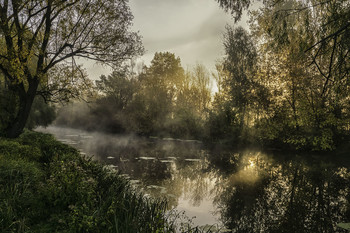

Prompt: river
xmin=36 ymin=126 xmax=350 ymax=232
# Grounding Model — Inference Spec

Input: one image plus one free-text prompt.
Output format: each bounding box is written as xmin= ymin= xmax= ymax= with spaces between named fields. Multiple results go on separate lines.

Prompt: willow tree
xmin=0 ymin=0 xmax=143 ymax=138
xmin=216 ymin=0 xmax=350 ymax=83
xmin=216 ymin=0 xmax=350 ymax=149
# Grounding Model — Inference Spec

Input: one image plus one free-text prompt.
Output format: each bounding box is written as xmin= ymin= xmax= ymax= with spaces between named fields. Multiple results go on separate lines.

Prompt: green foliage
xmin=166 ymin=107 xmax=203 ymax=139
xmin=0 ymin=79 xmax=56 ymax=132
xmin=222 ymin=26 xmax=259 ymax=126
xmin=206 ymin=95 xmax=240 ymax=146
xmin=0 ymin=77 xmax=18 ymax=135
xmin=96 ymin=69 xmax=138 ymax=111
xmin=0 ymin=158 xmax=44 ymax=232
xmin=55 ymin=52 xmax=211 ymax=140
xmin=51 ymin=0 xmax=349 ymax=152
xmin=337 ymin=223 xmax=350 ymax=231
xmin=0 ymin=140 xmax=41 ymax=162
xmin=216 ymin=0 xmax=251 ymax=22
xmin=0 ymin=131 xmax=174 ymax=232
xmin=26 ymin=96 xmax=56 ymax=130
xmin=0 ymin=0 xmax=143 ymax=138
xmin=209 ymin=0 xmax=350 ymax=151
xmin=206 ymin=27 xmax=263 ymax=147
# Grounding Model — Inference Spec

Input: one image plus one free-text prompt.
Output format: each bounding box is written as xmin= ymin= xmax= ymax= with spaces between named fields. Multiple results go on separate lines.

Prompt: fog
xmin=36 ymin=126 xmax=203 ymax=162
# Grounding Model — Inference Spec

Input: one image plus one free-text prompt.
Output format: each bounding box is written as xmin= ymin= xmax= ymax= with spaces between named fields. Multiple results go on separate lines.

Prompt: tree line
xmin=1 ymin=0 xmax=350 ymax=151
xmin=55 ymin=52 xmax=211 ymax=139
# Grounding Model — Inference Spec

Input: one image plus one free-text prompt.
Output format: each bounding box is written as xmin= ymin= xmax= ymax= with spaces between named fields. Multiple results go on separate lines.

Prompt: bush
xmin=0 ymin=131 xmax=171 ymax=233
xmin=0 ymin=131 xmax=220 ymax=232
xmin=0 ymin=157 xmax=44 ymax=232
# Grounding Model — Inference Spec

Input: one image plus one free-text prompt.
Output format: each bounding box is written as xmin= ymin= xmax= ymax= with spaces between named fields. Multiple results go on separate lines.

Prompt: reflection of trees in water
xmin=116 ymin=150 xmax=218 ymax=209
xmin=116 ymin=147 xmax=350 ymax=233
xmin=145 ymin=158 xmax=219 ymax=209
xmin=215 ymin=154 xmax=350 ymax=232
xmin=52 ymin=127 xmax=349 ymax=231
xmin=176 ymin=159 xmax=217 ymax=207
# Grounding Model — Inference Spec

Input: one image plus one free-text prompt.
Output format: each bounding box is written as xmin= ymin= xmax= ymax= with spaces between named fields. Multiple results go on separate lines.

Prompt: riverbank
xmin=0 ymin=130 xmax=177 ymax=232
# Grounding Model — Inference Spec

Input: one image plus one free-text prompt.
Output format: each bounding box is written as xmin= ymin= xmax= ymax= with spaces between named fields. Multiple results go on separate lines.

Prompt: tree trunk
xmin=5 ymin=80 xmax=39 ymax=138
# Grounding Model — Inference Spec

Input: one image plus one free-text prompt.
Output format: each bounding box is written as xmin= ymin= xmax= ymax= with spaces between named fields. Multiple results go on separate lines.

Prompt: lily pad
xmin=184 ymin=158 xmax=201 ymax=162
xmin=160 ymin=160 xmax=174 ymax=163
xmin=337 ymin=223 xmax=350 ymax=230
xmin=139 ymin=156 xmax=156 ymax=160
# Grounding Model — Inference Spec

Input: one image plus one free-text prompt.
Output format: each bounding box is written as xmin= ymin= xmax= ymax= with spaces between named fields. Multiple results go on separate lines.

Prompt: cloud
xmin=84 ymin=0 xmax=254 ymax=79
xmin=129 ymin=0 xmax=238 ymax=70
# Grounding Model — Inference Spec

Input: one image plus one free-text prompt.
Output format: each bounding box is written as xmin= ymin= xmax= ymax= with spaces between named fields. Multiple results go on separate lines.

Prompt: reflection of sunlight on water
xmin=229 ymin=152 xmax=272 ymax=185
xmin=229 ymin=167 xmax=260 ymax=184
xmin=33 ymin=126 xmax=350 ymax=231
xmin=248 ymin=159 xmax=255 ymax=168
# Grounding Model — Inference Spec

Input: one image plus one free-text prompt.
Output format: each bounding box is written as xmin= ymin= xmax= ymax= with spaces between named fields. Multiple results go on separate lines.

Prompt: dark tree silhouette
xmin=0 ymin=0 xmax=143 ymax=138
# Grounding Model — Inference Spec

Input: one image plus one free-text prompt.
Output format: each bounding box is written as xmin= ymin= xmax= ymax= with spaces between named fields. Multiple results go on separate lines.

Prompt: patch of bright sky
xmin=85 ymin=0 xmax=253 ymax=80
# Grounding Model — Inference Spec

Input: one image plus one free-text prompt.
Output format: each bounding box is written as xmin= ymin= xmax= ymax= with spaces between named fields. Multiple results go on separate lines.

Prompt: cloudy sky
xmin=86 ymin=0 xmax=251 ymax=79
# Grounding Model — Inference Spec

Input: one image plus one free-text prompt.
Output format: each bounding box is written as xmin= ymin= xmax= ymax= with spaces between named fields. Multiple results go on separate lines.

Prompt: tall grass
xmin=0 ymin=130 xmax=222 ymax=233
xmin=0 ymin=131 xmax=170 ymax=232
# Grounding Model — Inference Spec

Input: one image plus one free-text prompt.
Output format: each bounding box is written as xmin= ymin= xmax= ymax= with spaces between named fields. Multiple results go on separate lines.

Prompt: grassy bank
xmin=0 ymin=130 xmax=176 ymax=233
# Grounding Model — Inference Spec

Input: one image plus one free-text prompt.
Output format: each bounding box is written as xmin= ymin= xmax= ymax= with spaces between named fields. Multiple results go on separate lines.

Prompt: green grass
xmin=0 ymin=130 xmax=174 ymax=232
xmin=0 ymin=130 xmax=221 ymax=233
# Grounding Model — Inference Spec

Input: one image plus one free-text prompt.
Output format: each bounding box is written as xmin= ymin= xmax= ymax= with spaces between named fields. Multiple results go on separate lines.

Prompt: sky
xmin=85 ymin=0 xmax=251 ymax=80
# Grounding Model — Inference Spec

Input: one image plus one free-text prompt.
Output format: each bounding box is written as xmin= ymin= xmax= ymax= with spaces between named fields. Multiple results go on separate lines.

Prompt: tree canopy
xmin=216 ymin=0 xmax=350 ymax=79
xmin=209 ymin=0 xmax=350 ymax=150
xmin=0 ymin=0 xmax=143 ymax=137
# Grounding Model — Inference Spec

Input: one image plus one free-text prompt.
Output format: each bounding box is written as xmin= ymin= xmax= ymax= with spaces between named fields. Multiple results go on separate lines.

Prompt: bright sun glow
xmin=248 ymin=159 xmax=255 ymax=168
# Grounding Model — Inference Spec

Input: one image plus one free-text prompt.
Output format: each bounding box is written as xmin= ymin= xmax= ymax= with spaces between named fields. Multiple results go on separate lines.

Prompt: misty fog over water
xmin=36 ymin=126 xmax=350 ymax=231
xmin=36 ymin=126 xmax=219 ymax=227
xmin=1 ymin=0 xmax=350 ymax=231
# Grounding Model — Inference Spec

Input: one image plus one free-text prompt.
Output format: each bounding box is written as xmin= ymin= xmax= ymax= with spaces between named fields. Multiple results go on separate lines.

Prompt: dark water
xmin=37 ymin=126 xmax=350 ymax=232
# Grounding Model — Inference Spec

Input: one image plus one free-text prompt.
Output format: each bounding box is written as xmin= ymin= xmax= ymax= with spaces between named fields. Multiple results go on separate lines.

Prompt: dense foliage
xmin=0 ymin=75 xmax=56 ymax=134
xmin=0 ymin=0 xmax=142 ymax=138
xmin=53 ymin=0 xmax=350 ymax=151
xmin=2 ymin=0 xmax=349 ymax=151
xmin=0 ymin=130 xmax=235 ymax=232
xmin=210 ymin=0 xmax=350 ymax=151
xmin=0 ymin=131 xmax=172 ymax=232
xmin=55 ymin=52 xmax=211 ymax=139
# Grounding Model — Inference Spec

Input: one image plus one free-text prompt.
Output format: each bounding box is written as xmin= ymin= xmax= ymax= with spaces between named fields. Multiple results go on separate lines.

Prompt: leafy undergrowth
xmin=0 ymin=130 xmax=222 ymax=233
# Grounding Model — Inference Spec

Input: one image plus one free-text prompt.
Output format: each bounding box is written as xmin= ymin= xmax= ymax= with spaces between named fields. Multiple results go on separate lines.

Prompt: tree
xmin=216 ymin=0 xmax=252 ymax=22
xmin=206 ymin=26 xmax=262 ymax=145
xmin=222 ymin=26 xmax=258 ymax=128
xmin=191 ymin=64 xmax=211 ymax=114
xmin=171 ymin=65 xmax=212 ymax=139
xmin=216 ymin=0 xmax=350 ymax=82
xmin=92 ymin=69 xmax=138 ymax=133
xmin=26 ymin=95 xmax=56 ymax=129
xmin=0 ymin=0 xmax=143 ymax=138
xmin=215 ymin=0 xmax=350 ymax=150
xmin=96 ymin=69 xmax=137 ymax=111
xmin=249 ymin=0 xmax=350 ymax=150
xmin=135 ymin=52 xmax=185 ymax=135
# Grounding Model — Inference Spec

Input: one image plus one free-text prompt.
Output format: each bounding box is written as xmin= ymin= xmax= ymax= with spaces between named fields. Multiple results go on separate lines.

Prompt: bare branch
xmin=305 ymin=22 xmax=350 ymax=53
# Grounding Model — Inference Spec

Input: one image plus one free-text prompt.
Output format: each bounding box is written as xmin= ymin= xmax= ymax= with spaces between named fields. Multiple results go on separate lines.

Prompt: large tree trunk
xmin=5 ymin=80 xmax=39 ymax=138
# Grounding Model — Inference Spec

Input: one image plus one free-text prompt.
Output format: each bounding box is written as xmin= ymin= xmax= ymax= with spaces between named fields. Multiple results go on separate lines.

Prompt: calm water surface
xmin=37 ymin=126 xmax=350 ymax=232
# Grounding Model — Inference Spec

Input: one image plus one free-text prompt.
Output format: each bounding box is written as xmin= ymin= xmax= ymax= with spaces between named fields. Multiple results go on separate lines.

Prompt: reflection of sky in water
xmin=36 ymin=126 xmax=350 ymax=231
xmin=178 ymin=197 xmax=218 ymax=226
xmin=36 ymin=126 xmax=221 ymax=226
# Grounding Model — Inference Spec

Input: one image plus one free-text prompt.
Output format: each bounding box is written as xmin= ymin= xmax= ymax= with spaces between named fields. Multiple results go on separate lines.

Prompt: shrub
xmin=0 ymin=131 xmax=171 ymax=233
